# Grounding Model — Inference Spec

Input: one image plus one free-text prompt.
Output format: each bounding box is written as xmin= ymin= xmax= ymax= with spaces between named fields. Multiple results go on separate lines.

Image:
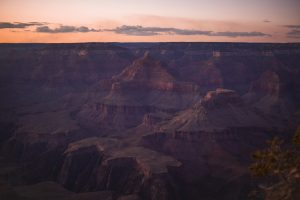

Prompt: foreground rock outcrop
xmin=58 ymin=137 xmax=181 ymax=200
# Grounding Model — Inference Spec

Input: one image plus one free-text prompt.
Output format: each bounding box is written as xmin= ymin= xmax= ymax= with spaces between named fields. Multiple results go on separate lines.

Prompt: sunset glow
xmin=1 ymin=0 xmax=300 ymax=43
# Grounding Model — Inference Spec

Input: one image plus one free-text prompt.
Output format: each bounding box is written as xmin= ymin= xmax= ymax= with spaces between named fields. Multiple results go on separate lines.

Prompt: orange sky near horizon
xmin=0 ymin=0 xmax=300 ymax=43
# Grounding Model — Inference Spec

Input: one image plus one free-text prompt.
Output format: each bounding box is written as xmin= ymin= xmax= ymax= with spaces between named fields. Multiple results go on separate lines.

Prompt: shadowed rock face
xmin=243 ymin=70 xmax=299 ymax=118
xmin=77 ymin=52 xmax=200 ymax=132
xmin=114 ymin=52 xmax=175 ymax=83
xmin=57 ymin=137 xmax=181 ymax=200
xmin=0 ymin=43 xmax=300 ymax=200
xmin=142 ymin=89 xmax=280 ymax=170
xmin=159 ymin=89 xmax=280 ymax=133
xmin=249 ymin=70 xmax=280 ymax=96
xmin=140 ymin=89 xmax=285 ymax=199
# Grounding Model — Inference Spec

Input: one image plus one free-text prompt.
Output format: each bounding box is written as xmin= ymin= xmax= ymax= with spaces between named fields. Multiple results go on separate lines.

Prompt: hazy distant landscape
xmin=0 ymin=42 xmax=299 ymax=200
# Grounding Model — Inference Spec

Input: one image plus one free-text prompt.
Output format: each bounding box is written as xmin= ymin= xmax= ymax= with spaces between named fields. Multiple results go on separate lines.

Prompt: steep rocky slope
xmin=77 ymin=52 xmax=200 ymax=132
xmin=140 ymin=89 xmax=293 ymax=199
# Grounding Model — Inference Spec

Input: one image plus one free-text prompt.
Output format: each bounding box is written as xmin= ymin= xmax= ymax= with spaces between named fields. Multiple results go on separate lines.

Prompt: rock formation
xmin=0 ymin=43 xmax=299 ymax=200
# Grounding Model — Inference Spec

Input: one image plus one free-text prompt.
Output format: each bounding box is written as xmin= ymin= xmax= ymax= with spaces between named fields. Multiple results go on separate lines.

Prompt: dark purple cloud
xmin=109 ymin=25 xmax=271 ymax=37
xmin=0 ymin=22 xmax=46 ymax=29
xmin=110 ymin=25 xmax=212 ymax=36
xmin=36 ymin=25 xmax=99 ymax=33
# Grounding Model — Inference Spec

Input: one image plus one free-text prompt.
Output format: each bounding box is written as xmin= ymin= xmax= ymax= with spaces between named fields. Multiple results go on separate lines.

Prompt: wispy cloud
xmin=284 ymin=25 xmax=300 ymax=29
xmin=0 ymin=22 xmax=46 ymax=29
xmin=36 ymin=25 xmax=100 ymax=33
xmin=287 ymin=29 xmax=300 ymax=38
xmin=108 ymin=25 xmax=271 ymax=37
xmin=283 ymin=24 xmax=300 ymax=38
xmin=263 ymin=20 xmax=271 ymax=23
xmin=209 ymin=31 xmax=271 ymax=37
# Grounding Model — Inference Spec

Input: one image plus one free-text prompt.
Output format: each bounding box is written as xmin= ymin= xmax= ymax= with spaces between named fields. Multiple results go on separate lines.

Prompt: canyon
xmin=0 ymin=42 xmax=300 ymax=200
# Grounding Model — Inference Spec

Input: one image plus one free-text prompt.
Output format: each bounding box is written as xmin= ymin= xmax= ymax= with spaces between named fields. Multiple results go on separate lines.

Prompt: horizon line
xmin=1 ymin=41 xmax=300 ymax=44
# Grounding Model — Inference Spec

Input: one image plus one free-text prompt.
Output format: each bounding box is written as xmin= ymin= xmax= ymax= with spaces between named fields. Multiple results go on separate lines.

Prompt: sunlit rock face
xmin=0 ymin=43 xmax=300 ymax=200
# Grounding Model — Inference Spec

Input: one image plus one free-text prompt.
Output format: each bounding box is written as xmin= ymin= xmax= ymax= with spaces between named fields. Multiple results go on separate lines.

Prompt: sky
xmin=0 ymin=0 xmax=300 ymax=43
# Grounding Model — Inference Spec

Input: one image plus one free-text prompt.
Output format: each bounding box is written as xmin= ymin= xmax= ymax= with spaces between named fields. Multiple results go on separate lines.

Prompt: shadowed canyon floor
xmin=0 ymin=43 xmax=300 ymax=200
